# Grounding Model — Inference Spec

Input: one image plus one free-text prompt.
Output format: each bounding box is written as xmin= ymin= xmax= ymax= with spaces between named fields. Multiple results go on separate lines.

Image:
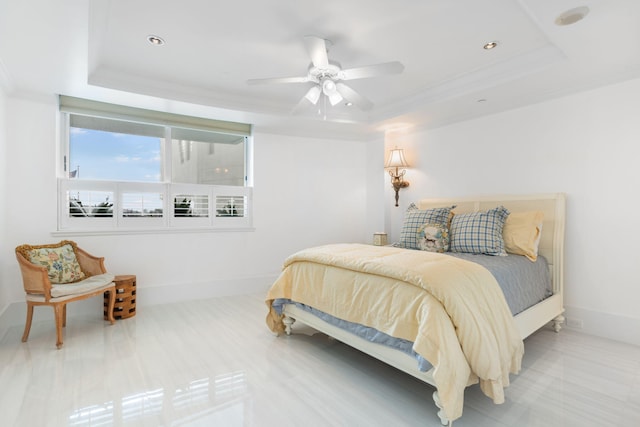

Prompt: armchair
xmin=15 ymin=240 xmax=116 ymax=349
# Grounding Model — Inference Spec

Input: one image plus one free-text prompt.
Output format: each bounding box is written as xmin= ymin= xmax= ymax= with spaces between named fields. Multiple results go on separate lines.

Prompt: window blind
xmin=59 ymin=95 xmax=252 ymax=137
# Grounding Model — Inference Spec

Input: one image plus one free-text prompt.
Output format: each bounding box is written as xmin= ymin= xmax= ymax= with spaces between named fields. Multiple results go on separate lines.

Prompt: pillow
xmin=502 ymin=211 xmax=544 ymax=261
xmin=26 ymin=241 xmax=86 ymax=284
xmin=395 ymin=203 xmax=455 ymax=250
xmin=417 ymin=223 xmax=450 ymax=253
xmin=449 ymin=206 xmax=510 ymax=256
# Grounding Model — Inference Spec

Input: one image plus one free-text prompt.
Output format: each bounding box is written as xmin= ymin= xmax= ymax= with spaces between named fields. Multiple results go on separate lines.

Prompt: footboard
xmin=281 ymin=303 xmax=451 ymax=426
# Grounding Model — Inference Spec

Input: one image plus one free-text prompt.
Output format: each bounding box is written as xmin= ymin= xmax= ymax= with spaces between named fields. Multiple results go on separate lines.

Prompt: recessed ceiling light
xmin=483 ymin=41 xmax=498 ymax=50
xmin=345 ymin=101 xmax=353 ymax=107
xmin=555 ymin=6 xmax=589 ymax=26
xmin=147 ymin=35 xmax=165 ymax=46
xmin=477 ymin=99 xmax=487 ymax=103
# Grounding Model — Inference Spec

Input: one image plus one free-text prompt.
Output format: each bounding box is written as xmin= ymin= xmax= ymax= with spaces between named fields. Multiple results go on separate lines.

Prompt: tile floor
xmin=1 ymin=293 xmax=639 ymax=426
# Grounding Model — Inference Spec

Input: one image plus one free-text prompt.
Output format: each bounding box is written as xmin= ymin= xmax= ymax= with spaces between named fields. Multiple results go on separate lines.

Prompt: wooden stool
xmin=104 ymin=275 xmax=136 ymax=320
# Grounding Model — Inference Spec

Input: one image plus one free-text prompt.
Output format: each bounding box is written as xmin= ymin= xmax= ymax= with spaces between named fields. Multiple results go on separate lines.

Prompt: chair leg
xmin=54 ymin=303 xmax=65 ymax=349
xmin=22 ymin=302 xmax=34 ymax=343
xmin=63 ymin=304 xmax=67 ymax=327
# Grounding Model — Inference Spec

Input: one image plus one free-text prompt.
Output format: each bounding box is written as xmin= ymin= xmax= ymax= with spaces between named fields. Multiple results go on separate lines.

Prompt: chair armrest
xmin=15 ymin=252 xmax=52 ymax=298
xmin=75 ymin=246 xmax=107 ymax=276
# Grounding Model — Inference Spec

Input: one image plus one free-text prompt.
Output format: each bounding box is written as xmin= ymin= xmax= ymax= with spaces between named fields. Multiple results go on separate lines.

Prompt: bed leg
xmin=283 ymin=315 xmax=295 ymax=335
xmin=552 ymin=314 xmax=565 ymax=333
xmin=432 ymin=391 xmax=451 ymax=426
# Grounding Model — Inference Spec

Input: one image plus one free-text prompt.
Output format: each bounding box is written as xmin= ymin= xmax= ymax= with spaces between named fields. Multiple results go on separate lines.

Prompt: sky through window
xmin=69 ymin=128 xmax=161 ymax=182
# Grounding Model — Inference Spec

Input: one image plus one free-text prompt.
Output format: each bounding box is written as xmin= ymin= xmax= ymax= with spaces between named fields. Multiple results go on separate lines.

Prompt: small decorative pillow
xmin=449 ymin=206 xmax=510 ymax=256
xmin=503 ymin=211 xmax=544 ymax=261
xmin=417 ymin=223 xmax=450 ymax=253
xmin=27 ymin=242 xmax=86 ymax=284
xmin=395 ymin=203 xmax=455 ymax=250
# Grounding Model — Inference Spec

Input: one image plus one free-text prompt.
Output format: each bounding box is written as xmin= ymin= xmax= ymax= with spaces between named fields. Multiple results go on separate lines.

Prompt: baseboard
xmin=563 ymin=305 xmax=640 ymax=347
xmin=137 ymin=274 xmax=277 ymax=306
xmin=0 ymin=274 xmax=278 ymax=339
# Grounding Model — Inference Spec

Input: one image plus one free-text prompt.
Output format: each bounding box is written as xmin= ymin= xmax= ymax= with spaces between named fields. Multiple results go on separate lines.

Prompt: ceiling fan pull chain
xmin=323 ymin=95 xmax=327 ymax=121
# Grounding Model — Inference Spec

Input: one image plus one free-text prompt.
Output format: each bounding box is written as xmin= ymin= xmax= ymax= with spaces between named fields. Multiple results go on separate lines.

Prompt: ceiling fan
xmin=247 ymin=36 xmax=404 ymax=112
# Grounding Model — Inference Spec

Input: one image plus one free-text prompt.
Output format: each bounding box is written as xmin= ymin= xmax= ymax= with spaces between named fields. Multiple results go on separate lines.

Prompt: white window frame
xmin=56 ymin=96 xmax=254 ymax=234
xmin=58 ymin=180 xmax=253 ymax=232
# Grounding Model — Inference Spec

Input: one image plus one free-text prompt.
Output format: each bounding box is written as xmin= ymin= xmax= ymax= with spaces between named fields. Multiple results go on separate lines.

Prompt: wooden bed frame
xmin=281 ymin=193 xmax=566 ymax=425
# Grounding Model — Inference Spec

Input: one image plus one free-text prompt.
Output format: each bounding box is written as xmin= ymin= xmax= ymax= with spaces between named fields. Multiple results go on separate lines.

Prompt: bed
xmin=265 ymin=193 xmax=565 ymax=425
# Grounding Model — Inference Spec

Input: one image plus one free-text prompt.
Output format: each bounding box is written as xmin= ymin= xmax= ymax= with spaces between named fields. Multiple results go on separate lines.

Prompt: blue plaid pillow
xmin=449 ymin=206 xmax=510 ymax=255
xmin=395 ymin=203 xmax=455 ymax=249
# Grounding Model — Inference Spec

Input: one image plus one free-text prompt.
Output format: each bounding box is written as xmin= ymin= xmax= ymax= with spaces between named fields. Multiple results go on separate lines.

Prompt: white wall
xmin=387 ymin=77 xmax=640 ymax=345
xmin=0 ymin=83 xmax=8 ymax=335
xmin=0 ymin=96 xmax=382 ymax=329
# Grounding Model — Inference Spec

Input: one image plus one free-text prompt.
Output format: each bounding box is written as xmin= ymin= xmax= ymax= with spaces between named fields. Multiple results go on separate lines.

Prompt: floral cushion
xmin=417 ymin=222 xmax=450 ymax=253
xmin=395 ymin=203 xmax=455 ymax=250
xmin=27 ymin=243 xmax=86 ymax=284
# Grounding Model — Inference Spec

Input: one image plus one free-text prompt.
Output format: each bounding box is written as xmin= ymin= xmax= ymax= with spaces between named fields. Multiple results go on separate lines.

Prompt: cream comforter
xmin=266 ymin=243 xmax=524 ymax=421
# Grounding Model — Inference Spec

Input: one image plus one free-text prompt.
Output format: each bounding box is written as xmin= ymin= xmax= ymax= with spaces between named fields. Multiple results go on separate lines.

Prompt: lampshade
xmin=327 ymin=91 xmax=343 ymax=106
xmin=322 ymin=79 xmax=337 ymax=94
xmin=322 ymin=79 xmax=343 ymax=106
xmin=305 ymin=85 xmax=322 ymax=105
xmin=385 ymin=148 xmax=409 ymax=168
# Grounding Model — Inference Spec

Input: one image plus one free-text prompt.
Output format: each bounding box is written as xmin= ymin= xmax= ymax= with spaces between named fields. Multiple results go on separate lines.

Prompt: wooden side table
xmin=104 ymin=275 xmax=136 ymax=320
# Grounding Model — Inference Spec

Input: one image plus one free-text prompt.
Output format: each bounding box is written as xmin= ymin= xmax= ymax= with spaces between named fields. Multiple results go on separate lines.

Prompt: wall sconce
xmin=385 ymin=148 xmax=410 ymax=207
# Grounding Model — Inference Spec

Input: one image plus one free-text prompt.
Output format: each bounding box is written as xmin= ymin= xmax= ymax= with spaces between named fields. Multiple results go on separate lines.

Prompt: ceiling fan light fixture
xmin=321 ymin=78 xmax=343 ymax=105
xmin=322 ymin=79 xmax=337 ymax=95
xmin=305 ymin=85 xmax=322 ymax=104
xmin=327 ymin=91 xmax=343 ymax=106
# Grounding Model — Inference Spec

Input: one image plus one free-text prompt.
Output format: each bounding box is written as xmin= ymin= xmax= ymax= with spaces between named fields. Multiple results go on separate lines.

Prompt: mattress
xmin=272 ymin=251 xmax=550 ymax=372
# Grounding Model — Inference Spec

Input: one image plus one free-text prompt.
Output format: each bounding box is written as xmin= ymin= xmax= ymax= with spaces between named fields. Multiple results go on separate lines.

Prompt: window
xmin=58 ymin=96 xmax=253 ymax=232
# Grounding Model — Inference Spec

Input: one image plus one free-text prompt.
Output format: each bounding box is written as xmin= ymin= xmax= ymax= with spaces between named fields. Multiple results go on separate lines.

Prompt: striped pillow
xmin=395 ymin=203 xmax=455 ymax=250
xmin=450 ymin=206 xmax=510 ymax=256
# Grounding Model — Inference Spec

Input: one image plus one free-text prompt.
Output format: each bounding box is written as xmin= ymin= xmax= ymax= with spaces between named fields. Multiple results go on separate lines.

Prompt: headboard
xmin=417 ymin=193 xmax=566 ymax=297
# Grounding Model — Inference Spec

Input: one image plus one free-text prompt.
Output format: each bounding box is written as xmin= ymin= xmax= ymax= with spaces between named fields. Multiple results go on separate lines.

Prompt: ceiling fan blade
xmin=341 ymin=61 xmax=404 ymax=81
xmin=303 ymin=35 xmax=329 ymax=68
xmin=247 ymin=76 xmax=309 ymax=85
xmin=336 ymin=83 xmax=373 ymax=111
